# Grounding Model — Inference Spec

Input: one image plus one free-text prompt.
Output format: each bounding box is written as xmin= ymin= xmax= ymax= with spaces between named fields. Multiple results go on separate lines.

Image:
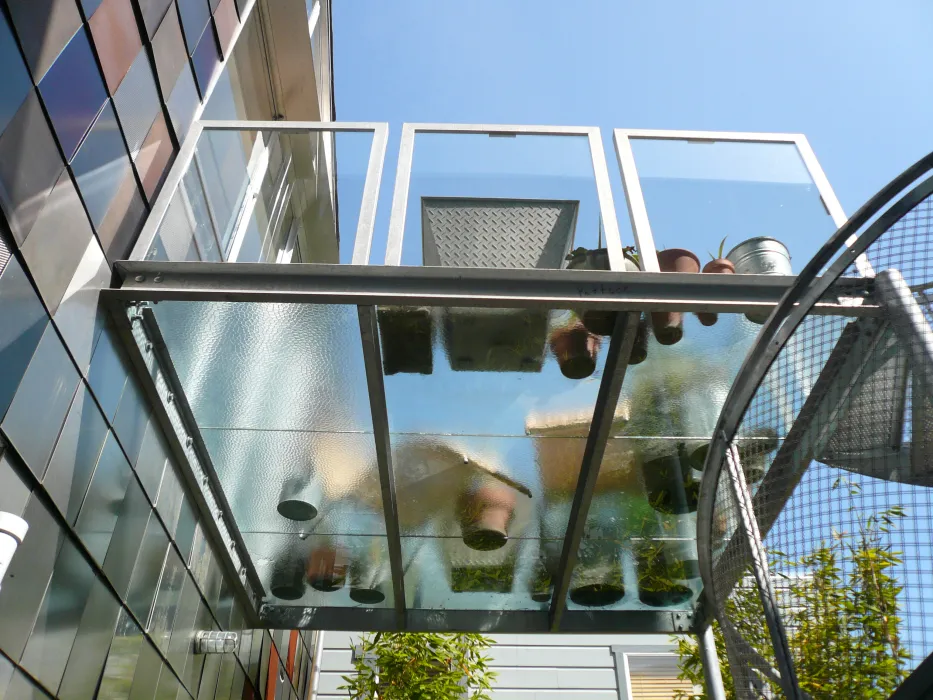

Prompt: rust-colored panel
xmin=134 ymin=112 xmax=174 ymax=200
xmin=265 ymin=643 xmax=279 ymax=700
xmin=286 ymin=630 xmax=298 ymax=680
xmin=213 ymin=0 xmax=237 ymax=58
xmin=152 ymin=2 xmax=187 ymax=96
xmin=88 ymin=0 xmax=142 ymax=93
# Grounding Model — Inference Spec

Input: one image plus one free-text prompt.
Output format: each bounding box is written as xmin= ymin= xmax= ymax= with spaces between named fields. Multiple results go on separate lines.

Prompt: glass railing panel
xmin=137 ymin=123 xmax=383 ymax=264
xmin=626 ymin=136 xmax=837 ymax=272
xmin=382 ymin=130 xmax=621 ymax=269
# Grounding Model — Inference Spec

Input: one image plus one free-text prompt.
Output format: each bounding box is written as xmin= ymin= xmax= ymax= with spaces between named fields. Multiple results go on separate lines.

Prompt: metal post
xmin=723 ymin=443 xmax=802 ymax=699
xmin=549 ymin=311 xmax=640 ymax=630
xmin=358 ymin=305 xmax=407 ymax=627
xmin=697 ymin=622 xmax=727 ymax=700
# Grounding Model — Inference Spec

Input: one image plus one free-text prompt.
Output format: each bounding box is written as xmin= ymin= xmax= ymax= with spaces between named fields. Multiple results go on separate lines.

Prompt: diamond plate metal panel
xmin=421 ymin=197 xmax=578 ymax=269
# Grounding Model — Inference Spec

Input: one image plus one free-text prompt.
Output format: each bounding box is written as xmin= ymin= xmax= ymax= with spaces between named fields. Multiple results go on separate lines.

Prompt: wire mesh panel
xmin=703 ymin=175 xmax=933 ymax=697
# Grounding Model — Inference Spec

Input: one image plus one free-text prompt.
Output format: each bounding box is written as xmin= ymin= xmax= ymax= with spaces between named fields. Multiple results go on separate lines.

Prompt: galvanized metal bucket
xmin=726 ymin=237 xmax=792 ymax=323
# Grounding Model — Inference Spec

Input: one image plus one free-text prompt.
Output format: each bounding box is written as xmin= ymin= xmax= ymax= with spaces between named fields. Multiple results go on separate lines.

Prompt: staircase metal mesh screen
xmin=706 ymin=192 xmax=933 ymax=698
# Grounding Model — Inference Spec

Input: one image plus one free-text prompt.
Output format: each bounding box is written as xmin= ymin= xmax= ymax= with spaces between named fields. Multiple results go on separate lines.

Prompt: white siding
xmin=314 ymin=632 xmax=682 ymax=699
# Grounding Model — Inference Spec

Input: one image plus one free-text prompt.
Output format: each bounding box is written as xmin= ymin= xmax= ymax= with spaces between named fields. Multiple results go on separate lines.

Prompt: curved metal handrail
xmin=696 ymin=148 xmax=933 ymax=611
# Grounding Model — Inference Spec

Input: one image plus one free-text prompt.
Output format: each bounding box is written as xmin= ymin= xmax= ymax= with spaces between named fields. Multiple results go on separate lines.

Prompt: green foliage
xmin=674 ymin=493 xmax=909 ymax=699
xmin=708 ymin=236 xmax=728 ymax=261
xmin=340 ymin=632 xmax=497 ymax=700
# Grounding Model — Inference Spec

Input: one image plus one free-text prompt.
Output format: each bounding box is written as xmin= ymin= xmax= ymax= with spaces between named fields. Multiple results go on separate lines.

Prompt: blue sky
xmin=332 ymin=0 xmax=933 ymax=266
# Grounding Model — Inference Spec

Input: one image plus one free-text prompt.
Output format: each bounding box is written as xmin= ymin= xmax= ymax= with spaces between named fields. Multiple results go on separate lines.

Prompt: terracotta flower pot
xmin=629 ymin=314 xmax=650 ymax=365
xmin=348 ymin=542 xmax=390 ymax=605
xmin=306 ymin=546 xmax=348 ymax=592
xmin=567 ymin=248 xmax=641 ymax=336
xmin=549 ymin=321 xmax=600 ymax=379
xmin=651 ymin=249 xmax=700 ymax=345
xmin=458 ymin=482 xmax=517 ymax=551
xmin=696 ymin=258 xmax=735 ymax=326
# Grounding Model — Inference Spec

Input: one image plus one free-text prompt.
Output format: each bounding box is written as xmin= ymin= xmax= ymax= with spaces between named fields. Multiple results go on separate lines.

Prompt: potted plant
xmin=306 ymin=544 xmax=349 ymax=592
xmin=548 ymin=314 xmax=601 ymax=379
xmin=651 ymin=248 xmax=700 ymax=345
xmin=377 ymin=306 xmax=434 ymax=375
xmin=270 ymin=551 xmax=306 ymax=601
xmin=726 ymin=237 xmax=792 ymax=323
xmin=568 ymin=539 xmax=625 ymax=607
xmin=530 ymin=550 xmax=556 ymax=603
xmin=635 ymin=540 xmax=695 ymax=608
xmin=640 ymin=449 xmax=700 ymax=515
xmin=457 ymin=475 xmax=518 ymax=551
xmin=696 ymin=237 xmax=735 ymax=326
xmin=277 ymin=475 xmax=322 ymax=522
xmin=566 ymin=246 xmax=642 ymax=336
xmin=348 ymin=541 xmax=391 ymax=605
xmin=450 ymin=561 xmax=515 ymax=593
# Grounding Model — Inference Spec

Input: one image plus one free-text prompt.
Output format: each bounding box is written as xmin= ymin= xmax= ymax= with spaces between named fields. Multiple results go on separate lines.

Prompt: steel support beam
xmin=698 ymin=622 xmax=727 ymax=700
xmin=358 ymin=306 xmax=407 ymax=626
xmin=549 ymin=311 xmax=641 ymax=630
xmin=109 ymin=261 xmax=874 ymax=316
xmin=105 ymin=300 xmax=263 ymax=624
xmin=724 ymin=444 xmax=802 ymax=699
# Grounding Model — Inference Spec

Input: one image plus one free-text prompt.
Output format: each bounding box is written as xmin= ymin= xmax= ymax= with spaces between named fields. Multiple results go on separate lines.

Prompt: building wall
xmin=314 ymin=632 xmax=688 ymax=700
xmin=0 ymin=0 xmax=329 ymax=697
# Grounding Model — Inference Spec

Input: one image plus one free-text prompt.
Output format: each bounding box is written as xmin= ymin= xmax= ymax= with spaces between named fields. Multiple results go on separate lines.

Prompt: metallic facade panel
xmin=97 ymin=165 xmax=147 ymax=263
xmin=88 ymin=0 xmax=142 ymax=93
xmin=0 ymin=449 xmax=32 ymax=518
xmin=191 ymin=23 xmax=220 ymax=97
xmin=0 ymin=495 xmax=65 ymax=660
xmin=0 ymin=258 xmax=48 ymax=418
xmin=1 ymin=323 xmax=80 ymax=478
xmin=98 ymin=609 xmax=146 ymax=698
xmin=72 ymin=101 xmax=133 ymax=230
xmin=18 ymin=169 xmax=95 ymax=315
xmin=136 ymin=113 xmax=176 ymax=201
xmin=103 ymin=476 xmax=153 ymax=597
xmin=167 ymin=65 xmax=200 ymax=145
xmin=177 ymin=0 xmax=211 ymax=54
xmin=213 ymin=0 xmax=237 ymax=58
xmin=74 ymin=432 xmax=134 ymax=563
xmin=174 ymin=497 xmax=198 ymax=561
xmin=19 ymin=538 xmax=97 ymax=694
xmin=128 ymin=639 xmax=163 ymax=700
xmin=149 ymin=547 xmax=187 ymax=653
xmin=421 ymin=197 xmax=578 ymax=269
xmin=155 ymin=461 xmax=185 ymax=537
xmin=113 ymin=379 xmax=152 ymax=465
xmin=52 ymin=237 xmax=111 ymax=375
xmin=152 ymin=4 xmax=188 ymax=97
xmin=154 ymin=665 xmax=182 ymax=699
xmin=114 ymin=49 xmax=163 ymax=158
xmin=0 ymin=91 xmax=66 ymax=244
xmin=138 ymin=0 xmax=175 ymax=39
xmin=135 ymin=419 xmax=171 ymax=502
xmin=44 ymin=384 xmax=109 ymax=523
xmin=4 ymin=668 xmax=48 ymax=699
xmin=125 ymin=512 xmax=170 ymax=624
xmin=87 ymin=327 xmax=130 ymax=420
xmin=38 ymin=27 xmax=108 ymax=160
xmin=0 ymin=12 xmax=34 ymax=136
xmin=57 ymin=580 xmax=122 ymax=700
xmin=6 ymin=0 xmax=82 ymax=83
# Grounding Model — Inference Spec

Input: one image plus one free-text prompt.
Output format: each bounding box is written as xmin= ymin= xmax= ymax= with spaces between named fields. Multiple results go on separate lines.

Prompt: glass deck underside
xmin=142 ymin=297 xmax=761 ymax=627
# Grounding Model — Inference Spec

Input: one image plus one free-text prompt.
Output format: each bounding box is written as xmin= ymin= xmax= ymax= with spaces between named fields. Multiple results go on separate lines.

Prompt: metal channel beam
xmin=103 ymin=298 xmax=263 ymax=624
xmin=110 ymin=261 xmax=875 ymax=316
xmin=358 ymin=306 xmax=407 ymax=626
xmin=258 ymin=605 xmax=693 ymax=634
xmin=549 ymin=311 xmax=641 ymax=631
